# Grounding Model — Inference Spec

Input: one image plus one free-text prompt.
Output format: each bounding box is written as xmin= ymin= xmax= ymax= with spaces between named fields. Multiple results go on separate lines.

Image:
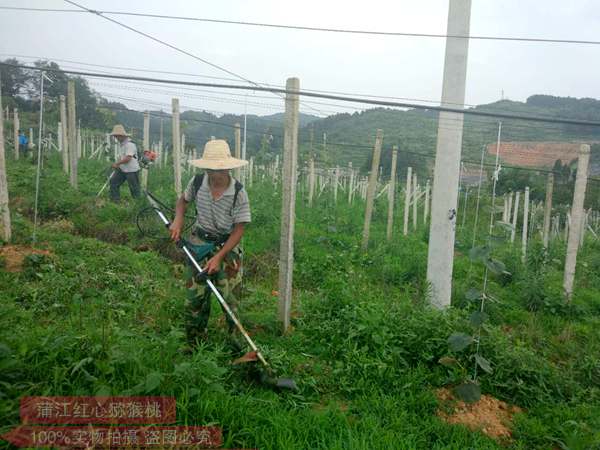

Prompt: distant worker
xmin=18 ymin=130 xmax=28 ymax=157
xmin=109 ymin=124 xmax=140 ymax=202
xmin=169 ymin=139 xmax=251 ymax=350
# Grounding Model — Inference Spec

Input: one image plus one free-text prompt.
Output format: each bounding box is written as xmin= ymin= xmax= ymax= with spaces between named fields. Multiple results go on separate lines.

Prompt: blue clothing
xmin=19 ymin=135 xmax=28 ymax=146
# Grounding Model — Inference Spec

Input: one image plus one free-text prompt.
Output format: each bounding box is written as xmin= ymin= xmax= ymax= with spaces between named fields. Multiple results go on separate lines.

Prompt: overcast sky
xmin=1 ymin=0 xmax=599 ymax=117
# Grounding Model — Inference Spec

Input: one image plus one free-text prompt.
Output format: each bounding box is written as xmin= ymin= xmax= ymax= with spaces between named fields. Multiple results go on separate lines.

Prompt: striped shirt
xmin=183 ymin=173 xmax=251 ymax=235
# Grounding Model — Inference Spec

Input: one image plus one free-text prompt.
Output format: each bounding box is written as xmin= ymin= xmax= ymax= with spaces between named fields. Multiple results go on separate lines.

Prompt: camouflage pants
xmin=184 ymin=235 xmax=243 ymax=346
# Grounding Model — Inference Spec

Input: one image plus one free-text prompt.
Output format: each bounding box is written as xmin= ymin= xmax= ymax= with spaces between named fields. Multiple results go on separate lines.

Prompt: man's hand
xmin=169 ymin=219 xmax=183 ymax=241
xmin=205 ymin=254 xmax=223 ymax=274
xmin=111 ymin=163 xmax=119 ymax=169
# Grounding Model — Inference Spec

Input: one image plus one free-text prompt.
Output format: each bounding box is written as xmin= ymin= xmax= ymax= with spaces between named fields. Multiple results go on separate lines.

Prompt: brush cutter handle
xmin=145 ymin=191 xmax=270 ymax=369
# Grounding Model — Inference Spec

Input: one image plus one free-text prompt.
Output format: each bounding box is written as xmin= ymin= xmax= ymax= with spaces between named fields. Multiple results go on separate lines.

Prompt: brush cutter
xmin=144 ymin=191 xmax=298 ymax=391
xmin=97 ymin=170 xmax=115 ymax=197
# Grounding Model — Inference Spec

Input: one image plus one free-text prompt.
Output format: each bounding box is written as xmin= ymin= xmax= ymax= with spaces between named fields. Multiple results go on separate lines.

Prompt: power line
xmin=5 ymin=63 xmax=600 ymax=128
xmin=9 ymin=53 xmax=599 ymax=122
xmin=3 ymin=5 xmax=600 ymax=46
xmin=61 ymin=0 xmax=325 ymax=116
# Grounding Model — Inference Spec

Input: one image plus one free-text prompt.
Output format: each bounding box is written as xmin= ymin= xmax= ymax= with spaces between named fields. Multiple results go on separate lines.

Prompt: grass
xmin=1 ymin=155 xmax=599 ymax=449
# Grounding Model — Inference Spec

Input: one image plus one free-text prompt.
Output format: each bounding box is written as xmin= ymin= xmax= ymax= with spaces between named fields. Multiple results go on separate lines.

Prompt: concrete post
xmin=386 ymin=146 xmax=398 ymax=241
xmin=403 ymin=167 xmax=412 ymax=236
xmin=426 ymin=0 xmax=472 ymax=309
xmin=278 ymin=77 xmax=300 ymax=332
xmin=564 ymin=144 xmax=591 ymax=301
xmin=67 ymin=81 xmax=77 ymax=189
xmin=172 ymin=98 xmax=182 ymax=196
xmin=412 ymin=173 xmax=418 ymax=230
xmin=13 ymin=108 xmax=19 ymax=160
xmin=142 ymin=111 xmax=150 ymax=190
xmin=29 ymin=128 xmax=34 ymax=150
xmin=522 ymin=187 xmax=530 ymax=262
xmin=542 ymin=173 xmax=554 ymax=248
xmin=234 ymin=122 xmax=241 ymax=180
xmin=60 ymin=95 xmax=69 ymax=174
xmin=0 ymin=82 xmax=12 ymax=241
xmin=507 ymin=192 xmax=513 ymax=224
xmin=361 ymin=129 xmax=383 ymax=250
xmin=511 ymin=191 xmax=520 ymax=243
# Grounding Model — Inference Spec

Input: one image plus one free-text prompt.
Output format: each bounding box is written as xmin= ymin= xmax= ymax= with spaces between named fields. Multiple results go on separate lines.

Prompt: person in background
xmin=18 ymin=130 xmax=28 ymax=157
xmin=169 ymin=139 xmax=250 ymax=351
xmin=109 ymin=124 xmax=140 ymax=202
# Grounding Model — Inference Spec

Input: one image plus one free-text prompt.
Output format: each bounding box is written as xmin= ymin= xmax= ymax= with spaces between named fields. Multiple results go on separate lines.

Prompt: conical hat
xmin=189 ymin=139 xmax=248 ymax=170
xmin=110 ymin=124 xmax=130 ymax=137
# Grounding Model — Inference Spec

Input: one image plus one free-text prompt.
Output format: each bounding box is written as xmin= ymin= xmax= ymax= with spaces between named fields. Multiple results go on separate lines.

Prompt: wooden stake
xmin=424 ymin=180 xmax=430 ymax=223
xmin=511 ymin=191 xmax=520 ymax=243
xmin=60 ymin=96 xmax=69 ymax=174
xmin=13 ymin=108 xmax=19 ymax=160
xmin=386 ymin=146 xmax=398 ymax=241
xmin=0 ymin=81 xmax=12 ymax=241
xmin=67 ymin=80 xmax=77 ymax=189
xmin=278 ymin=77 xmax=300 ymax=332
xmin=403 ymin=167 xmax=412 ymax=236
xmin=361 ymin=129 xmax=383 ymax=250
xmin=412 ymin=173 xmax=418 ymax=230
xmin=333 ymin=166 xmax=339 ymax=203
xmin=234 ymin=123 xmax=241 ymax=180
xmin=142 ymin=111 xmax=150 ymax=190
xmin=308 ymin=159 xmax=315 ymax=207
xmin=522 ymin=186 xmax=530 ymax=262
xmin=542 ymin=173 xmax=554 ymax=248
xmin=172 ymin=98 xmax=182 ymax=196
xmin=348 ymin=162 xmax=354 ymax=204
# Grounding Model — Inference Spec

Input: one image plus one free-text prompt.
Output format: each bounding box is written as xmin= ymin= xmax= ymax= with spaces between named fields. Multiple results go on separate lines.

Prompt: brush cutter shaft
xmin=146 ymin=193 xmax=269 ymax=368
xmin=97 ymin=170 xmax=115 ymax=197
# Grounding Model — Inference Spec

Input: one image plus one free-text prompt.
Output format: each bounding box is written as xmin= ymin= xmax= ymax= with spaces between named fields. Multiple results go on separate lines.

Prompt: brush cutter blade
xmin=274 ymin=378 xmax=298 ymax=391
xmin=259 ymin=371 xmax=298 ymax=391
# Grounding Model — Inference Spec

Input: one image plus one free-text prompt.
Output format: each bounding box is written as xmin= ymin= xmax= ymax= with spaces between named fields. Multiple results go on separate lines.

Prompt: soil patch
xmin=436 ymin=388 xmax=522 ymax=441
xmin=0 ymin=245 xmax=52 ymax=272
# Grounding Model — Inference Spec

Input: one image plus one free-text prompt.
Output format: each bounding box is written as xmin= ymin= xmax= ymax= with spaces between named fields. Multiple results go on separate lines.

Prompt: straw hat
xmin=190 ymin=139 xmax=248 ymax=170
xmin=110 ymin=124 xmax=130 ymax=137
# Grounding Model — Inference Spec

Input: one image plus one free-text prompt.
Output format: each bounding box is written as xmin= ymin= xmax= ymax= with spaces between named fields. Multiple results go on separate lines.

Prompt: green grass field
xmin=1 ymin=155 xmax=599 ymax=449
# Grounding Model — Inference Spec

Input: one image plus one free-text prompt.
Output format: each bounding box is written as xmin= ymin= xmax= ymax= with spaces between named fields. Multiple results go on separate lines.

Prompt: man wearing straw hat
xmin=109 ymin=124 xmax=141 ymax=202
xmin=170 ymin=139 xmax=250 ymax=349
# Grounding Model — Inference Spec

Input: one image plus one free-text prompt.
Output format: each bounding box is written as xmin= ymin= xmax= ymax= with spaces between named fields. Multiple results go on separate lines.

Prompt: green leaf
xmin=438 ymin=356 xmax=458 ymax=367
xmin=475 ymin=354 xmax=493 ymax=374
xmin=454 ymin=381 xmax=481 ymax=403
xmin=468 ymin=246 xmax=490 ymax=262
xmin=465 ymin=288 xmax=482 ymax=301
xmin=470 ymin=310 xmax=488 ymax=327
xmin=485 ymin=258 xmax=508 ymax=275
xmin=448 ymin=333 xmax=473 ymax=352
xmin=145 ymin=371 xmax=163 ymax=393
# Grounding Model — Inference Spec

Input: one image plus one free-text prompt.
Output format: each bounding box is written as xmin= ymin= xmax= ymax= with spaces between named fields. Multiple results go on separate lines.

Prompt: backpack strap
xmin=191 ymin=173 xmax=205 ymax=200
xmin=233 ymin=180 xmax=243 ymax=210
